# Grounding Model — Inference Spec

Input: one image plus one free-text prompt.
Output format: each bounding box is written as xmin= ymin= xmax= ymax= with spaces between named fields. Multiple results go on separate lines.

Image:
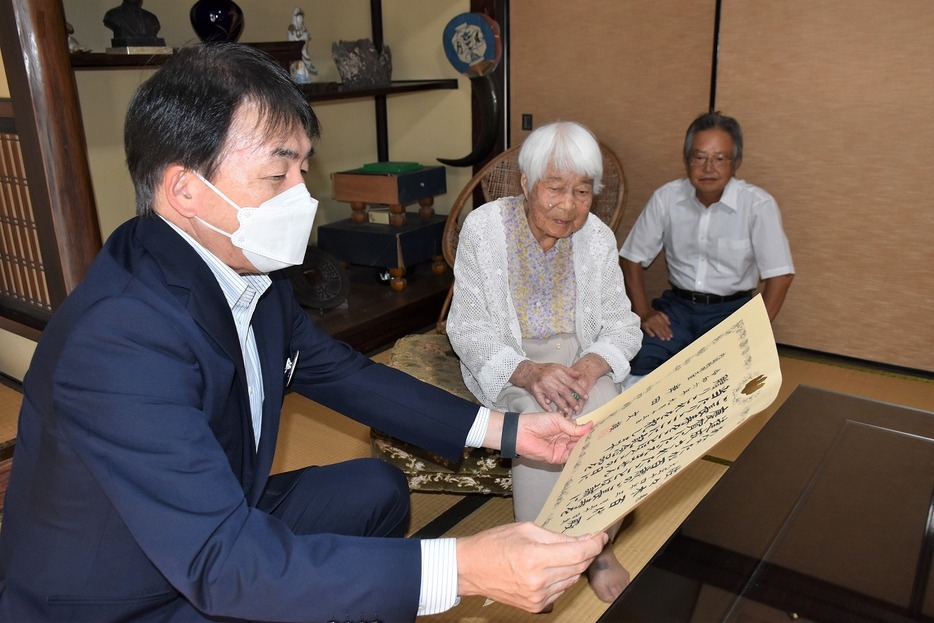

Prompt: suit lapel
xmin=139 ymin=220 xmax=245 ymax=372
xmin=135 ymin=217 xmax=260 ymax=484
xmin=249 ymin=284 xmax=290 ymax=502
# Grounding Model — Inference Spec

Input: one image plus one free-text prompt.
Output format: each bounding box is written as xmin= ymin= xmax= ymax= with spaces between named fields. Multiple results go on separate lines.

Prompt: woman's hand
xmin=569 ymin=354 xmax=611 ymax=399
xmin=510 ymin=360 xmax=588 ymax=417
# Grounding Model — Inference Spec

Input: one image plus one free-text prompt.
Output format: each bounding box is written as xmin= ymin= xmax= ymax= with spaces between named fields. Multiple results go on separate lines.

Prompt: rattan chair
xmin=370 ymin=142 xmax=628 ymax=495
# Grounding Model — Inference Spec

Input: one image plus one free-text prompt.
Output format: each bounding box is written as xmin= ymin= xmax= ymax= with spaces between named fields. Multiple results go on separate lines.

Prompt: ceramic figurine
xmin=65 ymin=21 xmax=90 ymax=53
xmin=287 ymin=7 xmax=318 ymax=84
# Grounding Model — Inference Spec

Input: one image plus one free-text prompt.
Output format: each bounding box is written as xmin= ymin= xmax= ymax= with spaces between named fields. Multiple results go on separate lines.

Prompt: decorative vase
xmin=190 ymin=0 xmax=244 ymax=43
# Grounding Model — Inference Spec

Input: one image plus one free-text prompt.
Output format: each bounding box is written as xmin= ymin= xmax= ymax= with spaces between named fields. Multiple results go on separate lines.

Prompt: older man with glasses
xmin=619 ymin=111 xmax=794 ymax=380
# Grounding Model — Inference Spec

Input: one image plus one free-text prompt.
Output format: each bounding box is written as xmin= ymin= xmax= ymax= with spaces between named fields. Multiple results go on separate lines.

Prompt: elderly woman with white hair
xmin=447 ymin=120 xmax=642 ymax=603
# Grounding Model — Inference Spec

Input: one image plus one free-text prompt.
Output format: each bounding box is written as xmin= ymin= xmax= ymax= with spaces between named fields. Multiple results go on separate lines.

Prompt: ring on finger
xmin=572 ymin=392 xmax=581 ymax=401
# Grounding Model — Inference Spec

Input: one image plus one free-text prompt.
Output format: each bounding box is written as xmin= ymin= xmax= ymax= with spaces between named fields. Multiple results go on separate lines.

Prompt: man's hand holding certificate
xmin=536 ymin=295 xmax=782 ymax=536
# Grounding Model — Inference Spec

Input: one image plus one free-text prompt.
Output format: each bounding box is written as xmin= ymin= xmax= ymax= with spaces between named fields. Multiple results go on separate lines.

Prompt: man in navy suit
xmin=0 ymin=43 xmax=606 ymax=622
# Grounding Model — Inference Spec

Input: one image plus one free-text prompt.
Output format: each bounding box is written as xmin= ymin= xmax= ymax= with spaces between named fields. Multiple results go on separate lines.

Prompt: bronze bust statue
xmin=103 ymin=0 xmax=165 ymax=47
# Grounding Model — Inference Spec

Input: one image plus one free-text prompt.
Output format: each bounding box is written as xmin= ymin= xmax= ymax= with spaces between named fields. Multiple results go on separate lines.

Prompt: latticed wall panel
xmin=0 ymin=131 xmax=51 ymax=315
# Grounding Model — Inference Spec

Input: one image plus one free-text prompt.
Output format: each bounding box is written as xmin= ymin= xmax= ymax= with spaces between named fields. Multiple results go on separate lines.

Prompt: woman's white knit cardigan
xmin=447 ymin=198 xmax=642 ymax=410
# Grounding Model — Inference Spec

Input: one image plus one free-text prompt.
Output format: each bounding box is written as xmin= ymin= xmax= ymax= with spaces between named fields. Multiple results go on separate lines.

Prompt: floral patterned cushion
xmin=371 ymin=333 xmax=512 ymax=495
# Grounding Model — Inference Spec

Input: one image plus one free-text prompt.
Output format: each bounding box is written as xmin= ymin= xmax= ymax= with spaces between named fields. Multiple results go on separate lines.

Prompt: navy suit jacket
xmin=0 ymin=216 xmax=478 ymax=622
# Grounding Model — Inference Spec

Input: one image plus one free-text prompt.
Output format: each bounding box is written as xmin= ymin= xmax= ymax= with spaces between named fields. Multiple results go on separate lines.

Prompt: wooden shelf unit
xmin=69 ymin=52 xmax=457 ymax=160
xmin=70 ymin=51 xmax=456 ymax=102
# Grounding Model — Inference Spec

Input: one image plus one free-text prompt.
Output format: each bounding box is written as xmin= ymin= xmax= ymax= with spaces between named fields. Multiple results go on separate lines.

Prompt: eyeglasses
xmin=688 ymin=153 xmax=733 ymax=169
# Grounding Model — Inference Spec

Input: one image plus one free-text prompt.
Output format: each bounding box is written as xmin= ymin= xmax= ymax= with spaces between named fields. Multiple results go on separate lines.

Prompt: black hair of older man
xmin=123 ymin=42 xmax=320 ymax=216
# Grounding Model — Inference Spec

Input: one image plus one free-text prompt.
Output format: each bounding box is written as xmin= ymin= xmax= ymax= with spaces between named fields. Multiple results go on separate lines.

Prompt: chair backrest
xmin=441 ymin=142 xmax=627 ymax=269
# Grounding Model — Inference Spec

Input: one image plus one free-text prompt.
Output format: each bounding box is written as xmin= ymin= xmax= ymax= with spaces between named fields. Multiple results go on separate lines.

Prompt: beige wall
xmin=511 ymin=0 xmax=934 ymax=372
xmin=510 ymin=0 xmax=715 ymax=352
xmin=716 ymin=0 xmax=934 ymax=372
xmin=0 ymin=329 xmax=35 ymax=381
xmin=0 ymin=46 xmax=8 ymax=97
xmin=511 ymin=1 xmax=715 ymax=217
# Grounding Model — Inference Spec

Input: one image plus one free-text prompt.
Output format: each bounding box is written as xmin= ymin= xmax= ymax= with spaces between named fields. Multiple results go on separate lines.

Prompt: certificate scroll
xmin=535 ymin=295 xmax=782 ymax=536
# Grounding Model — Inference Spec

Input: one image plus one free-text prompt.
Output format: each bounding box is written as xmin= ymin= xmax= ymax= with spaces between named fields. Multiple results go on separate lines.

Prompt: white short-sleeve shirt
xmin=620 ymin=177 xmax=794 ymax=295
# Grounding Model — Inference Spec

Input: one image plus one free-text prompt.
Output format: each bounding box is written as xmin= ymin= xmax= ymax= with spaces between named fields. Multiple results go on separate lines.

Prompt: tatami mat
xmin=271 ymin=393 xmax=371 ymax=473
xmin=420 ymin=459 xmax=727 ymax=623
xmin=270 ymin=351 xmax=391 ymax=472
xmin=408 ymin=492 xmax=470 ymax=537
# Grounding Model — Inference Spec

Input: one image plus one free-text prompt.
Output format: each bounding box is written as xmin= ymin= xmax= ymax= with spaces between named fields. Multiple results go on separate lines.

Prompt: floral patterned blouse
xmin=502 ymin=196 xmax=576 ymax=338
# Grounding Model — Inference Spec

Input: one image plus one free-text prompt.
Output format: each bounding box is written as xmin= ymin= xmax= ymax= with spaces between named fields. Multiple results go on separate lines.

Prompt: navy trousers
xmin=258 ymin=458 xmax=411 ymax=538
xmin=629 ymin=289 xmax=752 ymax=376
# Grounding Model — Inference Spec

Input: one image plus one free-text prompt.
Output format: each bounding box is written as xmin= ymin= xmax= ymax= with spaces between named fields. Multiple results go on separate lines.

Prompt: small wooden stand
xmin=331 ymin=165 xmax=446 ymax=226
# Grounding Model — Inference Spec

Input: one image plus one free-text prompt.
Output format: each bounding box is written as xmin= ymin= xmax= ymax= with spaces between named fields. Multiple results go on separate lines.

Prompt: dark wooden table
xmin=599 ymin=386 xmax=934 ymax=622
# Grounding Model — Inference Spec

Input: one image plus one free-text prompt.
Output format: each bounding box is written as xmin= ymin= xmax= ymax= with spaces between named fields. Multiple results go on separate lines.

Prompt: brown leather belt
xmin=671 ymin=286 xmax=753 ymax=305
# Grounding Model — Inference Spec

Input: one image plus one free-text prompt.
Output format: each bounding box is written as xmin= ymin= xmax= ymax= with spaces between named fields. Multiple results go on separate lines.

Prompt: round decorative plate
xmin=442 ymin=12 xmax=502 ymax=78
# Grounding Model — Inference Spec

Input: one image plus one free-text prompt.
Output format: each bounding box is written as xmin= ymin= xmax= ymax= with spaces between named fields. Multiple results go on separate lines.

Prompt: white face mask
xmin=193 ymin=172 xmax=318 ymax=273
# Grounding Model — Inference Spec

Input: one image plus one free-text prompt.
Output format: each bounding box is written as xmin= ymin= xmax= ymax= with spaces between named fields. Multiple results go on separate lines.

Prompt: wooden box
xmin=331 ymin=165 xmax=446 ymax=206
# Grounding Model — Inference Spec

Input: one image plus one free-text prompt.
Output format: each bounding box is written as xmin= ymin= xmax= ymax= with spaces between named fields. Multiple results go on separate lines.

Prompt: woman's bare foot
xmin=586 ymin=546 xmax=630 ymax=602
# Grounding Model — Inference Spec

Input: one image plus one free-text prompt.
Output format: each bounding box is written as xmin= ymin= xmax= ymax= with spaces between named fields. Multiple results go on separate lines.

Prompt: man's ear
xmin=163 ymin=165 xmax=199 ymax=218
